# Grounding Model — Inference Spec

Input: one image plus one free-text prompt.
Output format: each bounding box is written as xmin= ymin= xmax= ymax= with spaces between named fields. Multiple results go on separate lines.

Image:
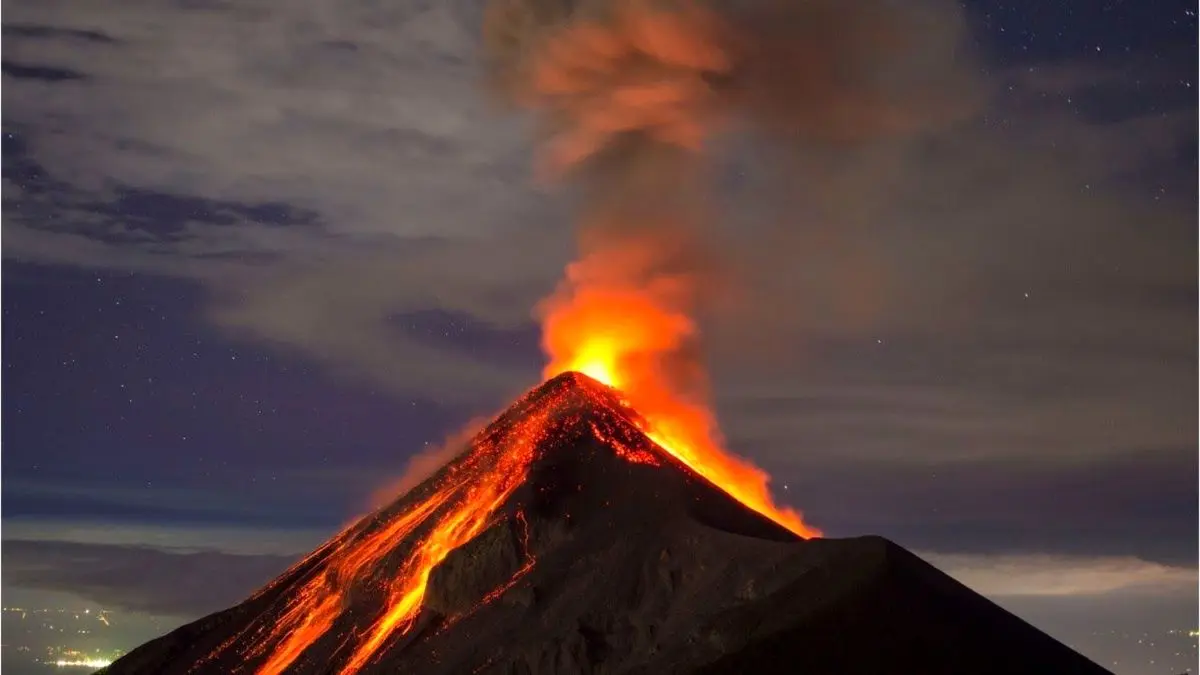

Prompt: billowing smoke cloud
xmin=482 ymin=0 xmax=975 ymax=532
xmin=484 ymin=0 xmax=977 ymax=401
xmin=483 ymin=0 xmax=975 ymax=175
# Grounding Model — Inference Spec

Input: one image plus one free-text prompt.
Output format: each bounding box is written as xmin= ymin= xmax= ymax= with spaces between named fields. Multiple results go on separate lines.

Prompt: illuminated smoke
xmin=480 ymin=0 xmax=974 ymax=535
xmin=482 ymin=0 xmax=970 ymax=176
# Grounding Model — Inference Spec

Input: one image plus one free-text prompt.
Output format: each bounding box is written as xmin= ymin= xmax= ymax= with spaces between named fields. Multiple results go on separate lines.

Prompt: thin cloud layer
xmin=2 ymin=540 xmax=293 ymax=617
xmin=2 ymin=518 xmax=328 ymax=557
xmin=928 ymin=552 xmax=1197 ymax=597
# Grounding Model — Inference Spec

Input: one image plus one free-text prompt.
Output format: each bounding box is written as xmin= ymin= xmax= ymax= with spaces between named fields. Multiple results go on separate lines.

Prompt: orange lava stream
xmin=243 ymin=386 xmax=574 ymax=675
xmin=542 ymin=278 xmax=820 ymax=539
xmin=334 ymin=405 xmax=555 ymax=675
xmin=252 ymin=486 xmax=460 ymax=675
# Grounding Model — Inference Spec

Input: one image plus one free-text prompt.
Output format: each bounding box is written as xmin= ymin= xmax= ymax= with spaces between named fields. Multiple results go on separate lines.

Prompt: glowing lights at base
xmin=54 ymin=658 xmax=114 ymax=668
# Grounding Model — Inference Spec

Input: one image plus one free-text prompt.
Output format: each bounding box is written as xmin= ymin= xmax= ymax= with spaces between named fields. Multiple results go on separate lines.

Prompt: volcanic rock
xmin=98 ymin=372 xmax=1112 ymax=675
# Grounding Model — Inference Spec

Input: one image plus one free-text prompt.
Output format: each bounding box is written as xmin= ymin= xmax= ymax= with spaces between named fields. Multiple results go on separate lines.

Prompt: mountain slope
xmin=99 ymin=372 xmax=1112 ymax=675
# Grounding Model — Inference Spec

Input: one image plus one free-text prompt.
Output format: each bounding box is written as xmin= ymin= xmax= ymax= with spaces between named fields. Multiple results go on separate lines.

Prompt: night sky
xmin=2 ymin=1 xmax=1196 ymax=674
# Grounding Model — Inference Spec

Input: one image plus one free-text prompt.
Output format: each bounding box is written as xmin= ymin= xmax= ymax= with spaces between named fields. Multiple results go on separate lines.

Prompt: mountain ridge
xmin=98 ymin=372 xmax=1112 ymax=675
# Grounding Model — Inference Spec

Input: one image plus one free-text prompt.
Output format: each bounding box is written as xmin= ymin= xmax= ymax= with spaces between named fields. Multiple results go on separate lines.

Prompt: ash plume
xmin=482 ymin=0 xmax=974 ymax=176
xmin=483 ymin=0 xmax=976 ymax=402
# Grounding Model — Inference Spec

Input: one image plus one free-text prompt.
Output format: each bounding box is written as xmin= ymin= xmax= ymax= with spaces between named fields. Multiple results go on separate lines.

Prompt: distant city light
xmin=54 ymin=657 xmax=113 ymax=668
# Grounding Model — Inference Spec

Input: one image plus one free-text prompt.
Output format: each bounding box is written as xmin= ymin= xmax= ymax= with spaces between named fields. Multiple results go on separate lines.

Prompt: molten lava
xmin=231 ymin=376 xmax=658 ymax=674
xmin=540 ymin=254 xmax=820 ymax=539
xmin=334 ymin=402 xmax=554 ymax=675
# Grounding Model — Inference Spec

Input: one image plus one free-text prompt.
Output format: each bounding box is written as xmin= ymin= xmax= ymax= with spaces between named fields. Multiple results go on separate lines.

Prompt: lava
xmin=540 ymin=251 xmax=820 ymax=539
xmin=250 ymin=486 xmax=461 ymax=675
xmin=335 ymin=405 xmax=552 ymax=675
xmin=240 ymin=383 xmax=588 ymax=675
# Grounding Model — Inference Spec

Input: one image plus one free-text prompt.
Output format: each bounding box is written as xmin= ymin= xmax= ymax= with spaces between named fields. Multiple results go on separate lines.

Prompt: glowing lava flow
xmin=244 ymin=388 xmax=564 ymax=675
xmin=251 ymin=486 xmax=461 ymax=675
xmin=335 ymin=405 xmax=551 ymax=675
xmin=540 ymin=265 xmax=821 ymax=539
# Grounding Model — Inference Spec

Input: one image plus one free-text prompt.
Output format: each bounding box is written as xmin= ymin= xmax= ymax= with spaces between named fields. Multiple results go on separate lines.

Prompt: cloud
xmin=2 ymin=476 xmax=339 ymax=529
xmin=926 ymin=551 xmax=1196 ymax=597
xmin=2 ymin=1 xmax=522 ymax=219
xmin=2 ymin=518 xmax=326 ymax=557
xmin=3 ymin=0 xmax=565 ymax=400
xmin=2 ymin=540 xmax=294 ymax=617
xmin=1 ymin=0 xmax=1194 ymax=543
xmin=203 ymin=237 xmax=564 ymax=402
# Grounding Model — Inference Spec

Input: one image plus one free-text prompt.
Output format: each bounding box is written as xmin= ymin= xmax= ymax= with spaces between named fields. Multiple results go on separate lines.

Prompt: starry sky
xmin=2 ymin=1 xmax=1196 ymax=673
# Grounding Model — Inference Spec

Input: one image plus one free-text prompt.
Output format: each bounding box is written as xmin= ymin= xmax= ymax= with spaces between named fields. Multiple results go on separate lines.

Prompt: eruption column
xmin=488 ymin=0 xmax=820 ymax=536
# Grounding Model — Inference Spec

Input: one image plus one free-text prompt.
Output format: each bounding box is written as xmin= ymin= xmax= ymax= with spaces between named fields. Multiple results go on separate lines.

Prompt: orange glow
xmin=229 ymin=287 xmax=815 ymax=674
xmin=541 ymin=249 xmax=820 ymax=539
xmin=335 ymin=407 xmax=548 ymax=675
xmin=243 ymin=392 xmax=568 ymax=675
xmin=251 ymin=486 xmax=460 ymax=675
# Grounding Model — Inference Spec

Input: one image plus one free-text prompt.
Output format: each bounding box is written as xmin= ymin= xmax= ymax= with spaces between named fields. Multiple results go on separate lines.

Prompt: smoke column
xmin=482 ymin=0 xmax=969 ymax=534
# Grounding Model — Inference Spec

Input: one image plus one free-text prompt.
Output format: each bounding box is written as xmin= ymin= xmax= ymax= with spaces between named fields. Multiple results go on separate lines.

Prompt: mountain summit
xmin=100 ymin=372 xmax=1111 ymax=675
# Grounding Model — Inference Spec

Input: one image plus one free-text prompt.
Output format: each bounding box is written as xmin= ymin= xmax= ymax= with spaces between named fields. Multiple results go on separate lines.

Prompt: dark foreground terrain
xmin=100 ymin=372 xmax=1112 ymax=675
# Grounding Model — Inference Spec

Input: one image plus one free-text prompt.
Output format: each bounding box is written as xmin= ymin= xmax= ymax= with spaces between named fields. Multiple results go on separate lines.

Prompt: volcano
xmin=99 ymin=372 xmax=1110 ymax=675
